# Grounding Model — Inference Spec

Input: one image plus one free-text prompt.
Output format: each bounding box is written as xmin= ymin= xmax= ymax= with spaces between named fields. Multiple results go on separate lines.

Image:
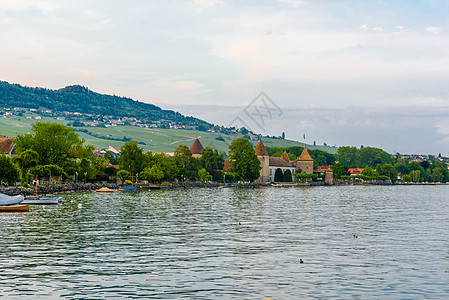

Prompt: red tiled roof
xmin=190 ymin=139 xmax=204 ymax=154
xmin=0 ymin=137 xmax=15 ymax=154
xmin=298 ymin=148 xmax=313 ymax=161
xmin=282 ymin=152 xmax=289 ymax=162
xmin=254 ymin=141 xmax=268 ymax=156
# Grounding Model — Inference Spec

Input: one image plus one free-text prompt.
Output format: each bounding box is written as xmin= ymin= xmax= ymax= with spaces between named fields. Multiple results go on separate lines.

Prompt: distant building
xmin=254 ymin=140 xmax=331 ymax=183
xmin=190 ymin=139 xmax=204 ymax=158
xmin=348 ymin=168 xmax=364 ymax=176
xmin=105 ymin=146 xmax=121 ymax=158
xmin=0 ymin=137 xmax=16 ymax=157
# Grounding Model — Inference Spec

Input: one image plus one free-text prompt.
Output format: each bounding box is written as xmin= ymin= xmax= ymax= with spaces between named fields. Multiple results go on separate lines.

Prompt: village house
xmin=0 ymin=136 xmax=16 ymax=157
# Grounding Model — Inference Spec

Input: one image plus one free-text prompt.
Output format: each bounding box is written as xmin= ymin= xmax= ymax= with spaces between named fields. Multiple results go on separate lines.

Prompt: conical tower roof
xmin=282 ymin=151 xmax=289 ymax=162
xmin=298 ymin=148 xmax=313 ymax=161
xmin=190 ymin=139 xmax=204 ymax=155
xmin=254 ymin=141 xmax=268 ymax=156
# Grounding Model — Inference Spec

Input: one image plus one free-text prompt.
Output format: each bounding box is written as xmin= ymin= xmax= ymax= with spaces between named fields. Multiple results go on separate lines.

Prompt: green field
xmin=0 ymin=116 xmax=337 ymax=154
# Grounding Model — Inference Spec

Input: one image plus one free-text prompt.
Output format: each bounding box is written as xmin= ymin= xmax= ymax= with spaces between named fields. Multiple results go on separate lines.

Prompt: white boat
xmin=22 ymin=196 xmax=62 ymax=205
xmin=0 ymin=193 xmax=24 ymax=206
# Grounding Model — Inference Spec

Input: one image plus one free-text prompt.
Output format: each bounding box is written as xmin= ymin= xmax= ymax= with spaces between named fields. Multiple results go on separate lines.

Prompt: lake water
xmin=0 ymin=186 xmax=448 ymax=299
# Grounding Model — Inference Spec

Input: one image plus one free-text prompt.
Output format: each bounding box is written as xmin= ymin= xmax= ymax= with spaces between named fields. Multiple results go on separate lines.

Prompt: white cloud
xmin=192 ymin=0 xmax=224 ymax=12
xmin=360 ymin=24 xmax=368 ymax=30
xmin=278 ymin=0 xmax=308 ymax=8
xmin=0 ymin=0 xmax=56 ymax=13
xmin=426 ymin=26 xmax=442 ymax=34
xmin=372 ymin=27 xmax=383 ymax=32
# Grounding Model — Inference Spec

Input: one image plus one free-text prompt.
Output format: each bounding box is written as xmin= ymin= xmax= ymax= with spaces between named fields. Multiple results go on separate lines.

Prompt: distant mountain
xmin=0 ymin=81 xmax=207 ymax=126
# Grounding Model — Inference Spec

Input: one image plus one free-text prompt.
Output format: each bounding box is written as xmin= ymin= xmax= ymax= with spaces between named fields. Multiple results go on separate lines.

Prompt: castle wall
xmin=257 ymin=155 xmax=270 ymax=183
xmin=296 ymin=160 xmax=314 ymax=174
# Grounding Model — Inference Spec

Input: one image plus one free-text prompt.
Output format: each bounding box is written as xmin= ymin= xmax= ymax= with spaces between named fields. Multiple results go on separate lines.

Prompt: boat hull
xmin=119 ymin=187 xmax=137 ymax=192
xmin=0 ymin=204 xmax=29 ymax=212
xmin=22 ymin=197 xmax=61 ymax=205
xmin=96 ymin=187 xmax=115 ymax=193
xmin=0 ymin=194 xmax=24 ymax=206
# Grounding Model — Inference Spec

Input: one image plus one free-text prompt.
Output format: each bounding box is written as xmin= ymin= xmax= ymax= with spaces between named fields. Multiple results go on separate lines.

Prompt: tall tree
xmin=228 ymin=138 xmax=261 ymax=182
xmin=174 ymin=144 xmax=197 ymax=179
xmin=12 ymin=149 xmax=39 ymax=184
xmin=15 ymin=122 xmax=86 ymax=168
xmin=0 ymin=155 xmax=20 ymax=185
xmin=337 ymin=146 xmax=358 ymax=168
xmin=120 ymin=140 xmax=144 ymax=176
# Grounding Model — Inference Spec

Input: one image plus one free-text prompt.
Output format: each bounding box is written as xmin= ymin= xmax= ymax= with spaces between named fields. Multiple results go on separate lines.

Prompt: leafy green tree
xmin=200 ymin=147 xmax=224 ymax=181
xmin=402 ymin=174 xmax=412 ymax=182
xmin=395 ymin=163 xmax=409 ymax=175
xmin=12 ymin=149 xmax=39 ymax=184
xmin=430 ymin=161 xmax=449 ymax=182
xmin=31 ymin=164 xmax=64 ymax=181
xmin=294 ymin=173 xmax=318 ymax=182
xmin=153 ymin=153 xmax=179 ymax=180
xmin=141 ymin=165 xmax=164 ymax=183
xmin=200 ymin=147 xmax=224 ymax=170
xmin=359 ymin=147 xmax=394 ymax=168
xmin=0 ymin=155 xmax=20 ymax=185
xmin=380 ymin=164 xmax=398 ymax=182
xmin=330 ymin=163 xmax=348 ymax=179
xmin=228 ymin=137 xmax=261 ymax=182
xmin=117 ymin=169 xmax=131 ymax=183
xmin=337 ymin=146 xmax=358 ymax=168
xmin=198 ymin=168 xmax=209 ymax=182
xmin=15 ymin=122 xmax=86 ymax=168
xmin=410 ymin=170 xmax=421 ymax=182
xmin=174 ymin=144 xmax=197 ymax=179
xmin=120 ymin=141 xmax=145 ymax=176
xmin=361 ymin=165 xmax=378 ymax=178
xmin=432 ymin=168 xmax=443 ymax=182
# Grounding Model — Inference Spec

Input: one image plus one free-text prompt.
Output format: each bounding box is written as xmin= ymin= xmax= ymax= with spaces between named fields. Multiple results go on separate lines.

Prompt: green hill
xmin=0 ymin=80 xmax=337 ymax=154
xmin=0 ymin=81 xmax=205 ymax=126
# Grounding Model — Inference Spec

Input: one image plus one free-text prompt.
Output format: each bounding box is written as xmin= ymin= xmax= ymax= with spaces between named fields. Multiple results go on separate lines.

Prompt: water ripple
xmin=1 ymin=186 xmax=448 ymax=299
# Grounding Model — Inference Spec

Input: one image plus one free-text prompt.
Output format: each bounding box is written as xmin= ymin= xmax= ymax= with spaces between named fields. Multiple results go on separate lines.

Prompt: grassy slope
xmin=0 ymin=116 xmax=337 ymax=154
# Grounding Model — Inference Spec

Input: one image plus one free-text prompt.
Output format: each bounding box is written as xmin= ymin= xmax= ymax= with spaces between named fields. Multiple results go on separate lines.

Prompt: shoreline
xmin=1 ymin=181 xmax=448 ymax=196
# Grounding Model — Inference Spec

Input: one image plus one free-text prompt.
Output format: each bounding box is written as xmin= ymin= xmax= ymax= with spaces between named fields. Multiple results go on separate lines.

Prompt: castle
xmin=254 ymin=140 xmax=333 ymax=184
xmin=188 ymin=138 xmax=333 ymax=184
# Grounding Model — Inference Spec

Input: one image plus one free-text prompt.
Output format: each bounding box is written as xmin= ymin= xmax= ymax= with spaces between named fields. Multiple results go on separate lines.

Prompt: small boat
xmin=272 ymin=184 xmax=285 ymax=187
xmin=96 ymin=187 xmax=115 ymax=193
xmin=0 ymin=193 xmax=24 ymax=206
xmin=0 ymin=204 xmax=29 ymax=212
xmin=119 ymin=186 xmax=137 ymax=192
xmin=22 ymin=196 xmax=62 ymax=205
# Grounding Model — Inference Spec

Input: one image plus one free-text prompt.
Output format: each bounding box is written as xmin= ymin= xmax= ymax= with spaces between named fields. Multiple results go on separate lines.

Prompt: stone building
xmin=255 ymin=140 xmax=332 ymax=184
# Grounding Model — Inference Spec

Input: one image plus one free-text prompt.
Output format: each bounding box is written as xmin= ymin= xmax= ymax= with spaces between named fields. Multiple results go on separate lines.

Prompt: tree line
xmin=0 ymin=122 xmax=261 ymax=185
xmin=0 ymin=122 xmax=447 ymax=185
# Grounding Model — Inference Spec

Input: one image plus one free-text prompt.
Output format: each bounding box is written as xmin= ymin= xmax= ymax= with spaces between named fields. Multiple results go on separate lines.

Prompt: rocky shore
xmin=0 ymin=183 xmax=118 ymax=196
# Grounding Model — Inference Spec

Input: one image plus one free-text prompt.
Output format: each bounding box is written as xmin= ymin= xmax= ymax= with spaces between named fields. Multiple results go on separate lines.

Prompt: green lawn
xmin=0 ymin=116 xmax=337 ymax=154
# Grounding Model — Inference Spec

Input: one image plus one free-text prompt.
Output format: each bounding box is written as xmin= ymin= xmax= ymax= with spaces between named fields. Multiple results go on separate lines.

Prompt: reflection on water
xmin=0 ymin=186 xmax=448 ymax=299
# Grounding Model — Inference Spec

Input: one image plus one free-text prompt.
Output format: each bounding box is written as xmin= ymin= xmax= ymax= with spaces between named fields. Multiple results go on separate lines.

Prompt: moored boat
xmin=119 ymin=186 xmax=137 ymax=192
xmin=96 ymin=187 xmax=115 ymax=193
xmin=0 ymin=204 xmax=29 ymax=212
xmin=22 ymin=196 xmax=62 ymax=205
xmin=0 ymin=193 xmax=24 ymax=206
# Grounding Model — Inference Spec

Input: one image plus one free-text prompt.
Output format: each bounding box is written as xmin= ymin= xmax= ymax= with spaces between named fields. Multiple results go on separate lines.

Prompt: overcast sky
xmin=1 ymin=0 xmax=449 ymax=154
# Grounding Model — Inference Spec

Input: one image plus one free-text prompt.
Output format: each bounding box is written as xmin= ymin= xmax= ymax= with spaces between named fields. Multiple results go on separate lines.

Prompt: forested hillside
xmin=0 ymin=81 xmax=207 ymax=126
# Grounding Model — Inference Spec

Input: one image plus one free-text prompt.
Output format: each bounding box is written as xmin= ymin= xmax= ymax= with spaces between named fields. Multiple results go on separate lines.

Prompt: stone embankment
xmin=0 ymin=183 xmax=118 ymax=196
